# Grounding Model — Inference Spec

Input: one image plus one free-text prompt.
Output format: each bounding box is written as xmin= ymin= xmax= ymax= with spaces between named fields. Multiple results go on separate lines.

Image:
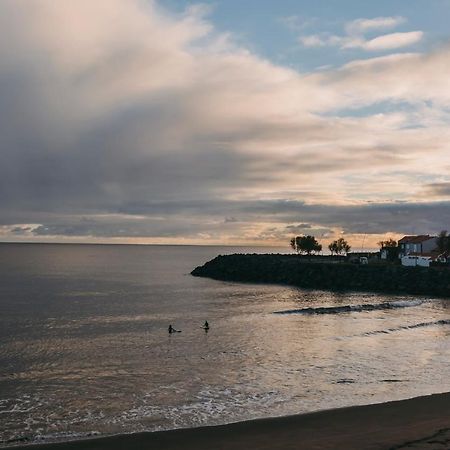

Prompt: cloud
xmin=345 ymin=31 xmax=424 ymax=51
xmin=345 ymin=16 xmax=406 ymax=35
xmin=299 ymin=34 xmax=341 ymax=48
xmin=286 ymin=223 xmax=312 ymax=230
xmin=279 ymin=15 xmax=317 ymax=32
xmin=299 ymin=16 xmax=422 ymax=52
xmin=299 ymin=35 xmax=328 ymax=48
xmin=423 ymin=182 xmax=450 ymax=198
xmin=326 ymin=49 xmax=450 ymax=108
xmin=0 ymin=1 xmax=449 ymax=246
xmin=5 ymin=199 xmax=450 ymax=248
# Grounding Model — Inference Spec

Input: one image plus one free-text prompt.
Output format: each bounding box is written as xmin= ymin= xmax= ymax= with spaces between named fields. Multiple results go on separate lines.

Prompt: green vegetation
xmin=378 ymin=238 xmax=398 ymax=249
xmin=436 ymin=230 xmax=450 ymax=254
xmin=328 ymin=238 xmax=351 ymax=255
xmin=290 ymin=235 xmax=352 ymax=256
xmin=290 ymin=235 xmax=322 ymax=255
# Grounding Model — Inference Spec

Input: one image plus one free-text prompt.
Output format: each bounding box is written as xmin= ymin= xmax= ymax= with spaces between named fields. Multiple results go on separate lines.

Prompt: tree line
xmin=289 ymin=235 xmax=400 ymax=256
xmin=290 ymin=231 xmax=450 ymax=258
xmin=290 ymin=235 xmax=351 ymax=255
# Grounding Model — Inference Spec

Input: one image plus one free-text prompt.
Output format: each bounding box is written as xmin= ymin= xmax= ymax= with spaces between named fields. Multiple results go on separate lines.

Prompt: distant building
xmin=398 ymin=235 xmax=438 ymax=258
xmin=380 ymin=246 xmax=399 ymax=261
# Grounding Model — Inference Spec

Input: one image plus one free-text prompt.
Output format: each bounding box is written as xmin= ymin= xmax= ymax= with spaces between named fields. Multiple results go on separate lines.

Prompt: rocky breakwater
xmin=191 ymin=254 xmax=450 ymax=297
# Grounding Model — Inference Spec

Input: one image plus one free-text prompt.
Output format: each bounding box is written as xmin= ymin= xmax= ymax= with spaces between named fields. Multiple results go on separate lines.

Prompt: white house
xmin=398 ymin=235 xmax=438 ymax=258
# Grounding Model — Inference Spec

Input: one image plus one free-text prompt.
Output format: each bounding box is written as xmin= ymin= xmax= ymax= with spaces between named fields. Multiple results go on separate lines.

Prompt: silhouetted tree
xmin=378 ymin=238 xmax=398 ymax=261
xmin=328 ymin=238 xmax=351 ymax=255
xmin=290 ymin=237 xmax=298 ymax=253
xmin=378 ymin=238 xmax=397 ymax=249
xmin=436 ymin=230 xmax=450 ymax=254
xmin=290 ymin=235 xmax=322 ymax=255
xmin=328 ymin=241 xmax=338 ymax=255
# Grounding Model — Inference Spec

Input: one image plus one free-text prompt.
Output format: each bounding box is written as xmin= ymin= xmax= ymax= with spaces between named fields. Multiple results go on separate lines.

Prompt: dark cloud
xmin=285 ymin=223 xmax=312 ymax=233
xmin=424 ymin=182 xmax=450 ymax=198
xmin=1 ymin=1 xmax=450 ymax=244
xmin=5 ymin=199 xmax=448 ymax=240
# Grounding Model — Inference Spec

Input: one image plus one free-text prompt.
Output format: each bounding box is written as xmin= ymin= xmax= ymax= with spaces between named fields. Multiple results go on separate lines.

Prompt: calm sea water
xmin=1 ymin=243 xmax=450 ymax=446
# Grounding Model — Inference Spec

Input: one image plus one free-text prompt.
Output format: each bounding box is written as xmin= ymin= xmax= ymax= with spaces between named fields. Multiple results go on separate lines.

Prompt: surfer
xmin=203 ymin=320 xmax=209 ymax=331
xmin=168 ymin=324 xmax=180 ymax=333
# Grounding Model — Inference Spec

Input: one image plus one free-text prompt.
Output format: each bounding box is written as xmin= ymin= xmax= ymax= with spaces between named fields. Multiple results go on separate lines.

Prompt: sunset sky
xmin=2 ymin=0 xmax=450 ymax=248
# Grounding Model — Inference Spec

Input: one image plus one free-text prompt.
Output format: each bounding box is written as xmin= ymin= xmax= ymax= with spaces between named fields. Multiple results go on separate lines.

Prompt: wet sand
xmin=11 ymin=392 xmax=450 ymax=450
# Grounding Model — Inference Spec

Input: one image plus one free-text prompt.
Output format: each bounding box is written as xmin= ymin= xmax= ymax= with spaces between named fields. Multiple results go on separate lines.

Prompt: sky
xmin=1 ymin=0 xmax=450 ymax=248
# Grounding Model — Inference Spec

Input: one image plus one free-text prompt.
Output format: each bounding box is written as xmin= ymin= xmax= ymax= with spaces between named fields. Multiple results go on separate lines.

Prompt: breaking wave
xmin=362 ymin=319 xmax=450 ymax=336
xmin=274 ymin=299 xmax=424 ymax=315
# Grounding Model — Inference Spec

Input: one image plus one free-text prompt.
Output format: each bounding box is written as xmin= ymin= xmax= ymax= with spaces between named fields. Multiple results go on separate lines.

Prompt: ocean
xmin=1 ymin=243 xmax=450 ymax=446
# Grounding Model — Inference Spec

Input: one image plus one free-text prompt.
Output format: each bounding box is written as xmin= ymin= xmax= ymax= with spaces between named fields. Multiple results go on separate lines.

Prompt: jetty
xmin=191 ymin=254 xmax=450 ymax=297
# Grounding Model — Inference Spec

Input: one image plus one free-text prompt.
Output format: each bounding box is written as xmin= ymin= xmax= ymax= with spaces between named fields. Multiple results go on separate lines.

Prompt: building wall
xmin=400 ymin=238 xmax=437 ymax=256
xmin=423 ymin=238 xmax=438 ymax=253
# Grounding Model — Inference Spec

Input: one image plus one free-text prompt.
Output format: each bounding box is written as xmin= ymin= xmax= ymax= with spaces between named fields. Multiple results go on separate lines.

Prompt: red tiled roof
xmin=398 ymin=235 xmax=435 ymax=244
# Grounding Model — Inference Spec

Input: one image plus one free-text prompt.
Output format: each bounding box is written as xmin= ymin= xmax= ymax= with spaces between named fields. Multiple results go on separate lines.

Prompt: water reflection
xmin=1 ymin=244 xmax=450 ymax=446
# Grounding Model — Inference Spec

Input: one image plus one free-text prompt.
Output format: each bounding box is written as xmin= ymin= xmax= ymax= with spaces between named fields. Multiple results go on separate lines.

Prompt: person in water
xmin=203 ymin=320 xmax=209 ymax=330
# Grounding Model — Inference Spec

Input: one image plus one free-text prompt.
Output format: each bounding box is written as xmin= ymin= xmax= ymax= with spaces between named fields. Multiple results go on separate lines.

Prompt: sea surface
xmin=1 ymin=243 xmax=450 ymax=446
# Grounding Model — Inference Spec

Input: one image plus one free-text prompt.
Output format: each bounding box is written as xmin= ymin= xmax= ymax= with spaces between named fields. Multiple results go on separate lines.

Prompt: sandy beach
xmin=10 ymin=392 xmax=450 ymax=450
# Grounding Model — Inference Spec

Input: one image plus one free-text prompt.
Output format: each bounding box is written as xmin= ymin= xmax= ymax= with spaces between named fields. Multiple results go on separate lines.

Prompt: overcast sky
xmin=2 ymin=0 xmax=450 ymax=248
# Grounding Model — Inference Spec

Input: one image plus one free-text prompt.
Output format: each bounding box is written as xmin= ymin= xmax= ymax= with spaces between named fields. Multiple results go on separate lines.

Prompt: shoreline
xmin=191 ymin=254 xmax=450 ymax=298
xmin=9 ymin=392 xmax=450 ymax=450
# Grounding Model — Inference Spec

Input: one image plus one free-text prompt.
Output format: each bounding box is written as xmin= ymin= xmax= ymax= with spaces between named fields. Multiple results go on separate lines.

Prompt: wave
xmin=363 ymin=319 xmax=450 ymax=336
xmin=274 ymin=299 xmax=423 ymax=315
